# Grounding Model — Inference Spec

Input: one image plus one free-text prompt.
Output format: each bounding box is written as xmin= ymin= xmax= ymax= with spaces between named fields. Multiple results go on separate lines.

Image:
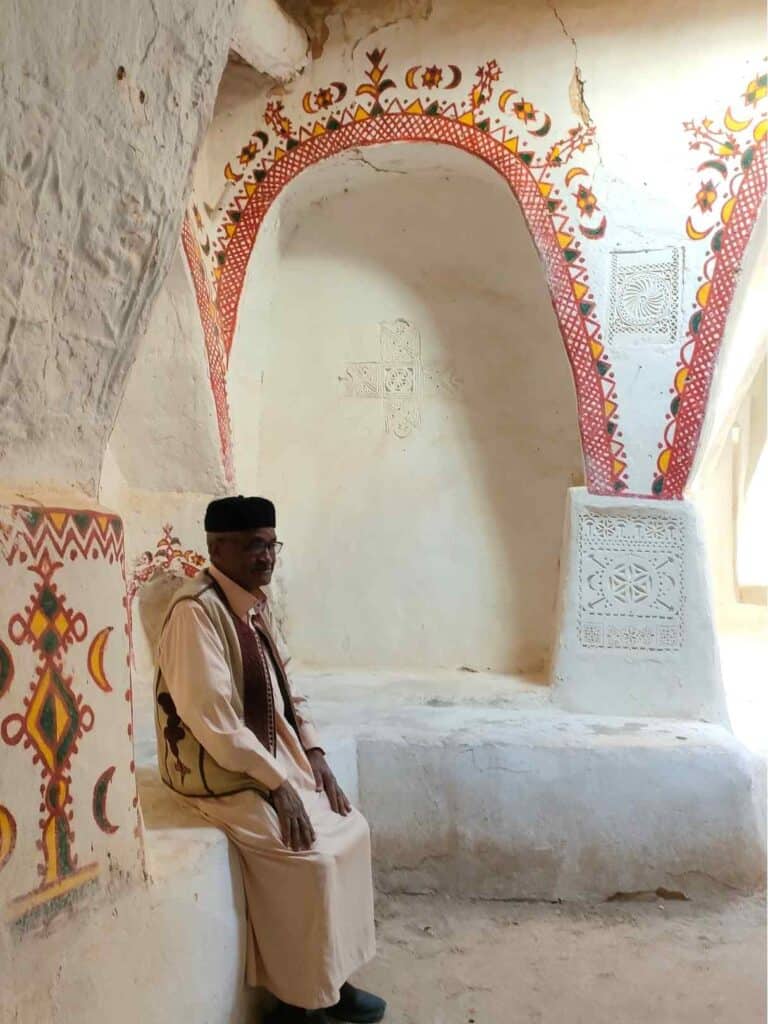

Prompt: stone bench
xmin=127 ymin=672 xmax=765 ymax=1024
xmin=140 ymin=671 xmax=766 ymax=904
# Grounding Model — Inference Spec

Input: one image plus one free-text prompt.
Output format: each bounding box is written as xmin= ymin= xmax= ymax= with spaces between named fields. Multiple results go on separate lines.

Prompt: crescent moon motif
xmin=88 ymin=627 xmax=114 ymax=693
xmin=565 ymin=166 xmax=589 ymax=186
xmin=446 ymin=65 xmax=462 ymax=89
xmin=0 ymin=805 xmax=16 ymax=871
xmin=302 ymin=90 xmax=315 ymax=114
xmin=674 ymin=366 xmax=689 ymax=395
xmin=405 ymin=65 xmax=421 ymax=90
xmin=498 ymin=88 xmax=517 ymax=113
xmin=686 ymin=217 xmax=714 ymax=241
xmin=579 ymin=215 xmax=607 ymax=240
xmin=93 ymin=767 xmax=119 ymax=835
xmin=724 ymin=107 xmax=752 ymax=133
xmin=721 ymin=196 xmax=737 ymax=224
xmin=0 ymin=639 xmax=13 ymax=699
xmin=697 ymin=159 xmax=728 ymax=178
xmin=530 ymin=113 xmax=552 ymax=137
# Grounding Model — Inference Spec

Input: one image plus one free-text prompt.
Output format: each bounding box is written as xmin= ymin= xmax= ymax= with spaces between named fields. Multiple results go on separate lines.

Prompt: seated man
xmin=154 ymin=495 xmax=385 ymax=1024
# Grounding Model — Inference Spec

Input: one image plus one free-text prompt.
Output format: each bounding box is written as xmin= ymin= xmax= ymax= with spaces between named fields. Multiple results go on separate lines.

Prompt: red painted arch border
xmin=654 ymin=140 xmax=767 ymax=498
xmin=181 ymin=216 xmax=236 ymax=487
xmin=199 ymin=113 xmax=629 ymax=494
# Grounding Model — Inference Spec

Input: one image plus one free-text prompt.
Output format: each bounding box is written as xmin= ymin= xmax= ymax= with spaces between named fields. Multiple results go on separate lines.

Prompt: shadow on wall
xmin=229 ymin=145 xmax=584 ymax=675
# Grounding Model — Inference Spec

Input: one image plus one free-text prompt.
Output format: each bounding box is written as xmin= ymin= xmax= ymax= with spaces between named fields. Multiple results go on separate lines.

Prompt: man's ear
xmin=206 ymin=534 xmax=219 ymax=562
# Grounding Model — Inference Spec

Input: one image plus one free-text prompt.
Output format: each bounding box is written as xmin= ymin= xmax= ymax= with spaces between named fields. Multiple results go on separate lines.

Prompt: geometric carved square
xmin=383 ymin=365 xmax=417 ymax=395
xmin=344 ymin=362 xmax=381 ymax=397
xmin=577 ymin=511 xmax=685 ymax=651
xmin=607 ymin=247 xmax=683 ymax=346
xmin=381 ymin=319 xmax=420 ymax=362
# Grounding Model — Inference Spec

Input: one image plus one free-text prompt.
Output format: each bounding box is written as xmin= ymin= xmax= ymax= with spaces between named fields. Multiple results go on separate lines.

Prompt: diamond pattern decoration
xmin=1 ymin=535 xmax=97 ymax=925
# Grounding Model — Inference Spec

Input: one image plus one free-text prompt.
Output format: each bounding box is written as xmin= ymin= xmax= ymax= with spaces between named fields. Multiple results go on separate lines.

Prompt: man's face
xmin=209 ymin=527 xmax=278 ymax=592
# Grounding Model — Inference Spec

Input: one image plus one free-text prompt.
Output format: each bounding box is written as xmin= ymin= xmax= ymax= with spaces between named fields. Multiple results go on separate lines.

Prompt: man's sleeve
xmin=266 ymin=605 xmax=323 ymax=754
xmin=158 ymin=601 xmax=287 ymax=791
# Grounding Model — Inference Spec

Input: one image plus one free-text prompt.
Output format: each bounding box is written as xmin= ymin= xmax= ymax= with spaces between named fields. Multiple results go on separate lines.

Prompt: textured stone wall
xmin=0 ymin=0 xmax=240 ymax=494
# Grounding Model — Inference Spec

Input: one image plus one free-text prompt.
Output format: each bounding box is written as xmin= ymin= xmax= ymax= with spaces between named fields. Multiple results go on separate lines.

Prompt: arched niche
xmin=228 ymin=144 xmax=583 ymax=673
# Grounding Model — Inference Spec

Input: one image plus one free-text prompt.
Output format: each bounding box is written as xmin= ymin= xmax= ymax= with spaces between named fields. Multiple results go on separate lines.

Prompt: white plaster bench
xmin=141 ymin=670 xmax=765 ymax=902
xmin=300 ymin=672 xmax=766 ymax=899
xmin=129 ymin=672 xmax=765 ymax=1024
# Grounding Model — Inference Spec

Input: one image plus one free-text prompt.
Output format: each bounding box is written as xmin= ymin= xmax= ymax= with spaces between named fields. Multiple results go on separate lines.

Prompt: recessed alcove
xmin=228 ymin=143 xmax=584 ymax=674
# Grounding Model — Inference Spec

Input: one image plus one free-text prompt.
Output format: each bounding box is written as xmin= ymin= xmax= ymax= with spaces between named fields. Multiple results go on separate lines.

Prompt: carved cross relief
xmin=341 ymin=320 xmax=460 ymax=438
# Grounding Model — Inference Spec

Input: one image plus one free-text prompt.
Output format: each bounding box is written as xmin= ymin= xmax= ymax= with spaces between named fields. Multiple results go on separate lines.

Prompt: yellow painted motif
xmin=87 ymin=627 xmax=114 ymax=694
xmin=696 ymin=281 xmax=711 ymax=307
xmin=723 ymin=107 xmax=752 ymax=132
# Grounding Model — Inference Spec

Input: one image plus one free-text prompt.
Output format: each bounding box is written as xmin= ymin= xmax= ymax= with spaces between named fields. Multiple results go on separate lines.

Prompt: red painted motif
xmin=127 ymin=523 xmax=206 ymax=605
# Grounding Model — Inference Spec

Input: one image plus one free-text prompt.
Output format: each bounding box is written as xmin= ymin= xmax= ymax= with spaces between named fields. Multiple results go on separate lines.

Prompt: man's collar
xmin=207 ymin=564 xmax=266 ymax=622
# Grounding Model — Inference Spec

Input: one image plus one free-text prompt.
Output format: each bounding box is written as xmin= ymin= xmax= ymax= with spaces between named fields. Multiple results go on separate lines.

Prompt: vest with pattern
xmin=154 ymin=572 xmax=301 ymax=798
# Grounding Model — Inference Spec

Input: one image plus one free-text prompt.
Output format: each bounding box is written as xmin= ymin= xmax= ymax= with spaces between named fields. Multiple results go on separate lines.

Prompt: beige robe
xmin=157 ymin=565 xmax=376 ymax=1009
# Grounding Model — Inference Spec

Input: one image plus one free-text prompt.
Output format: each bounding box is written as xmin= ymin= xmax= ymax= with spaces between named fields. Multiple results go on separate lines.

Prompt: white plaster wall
xmin=1 ymin=796 xmax=258 ymax=1024
xmin=105 ymin=243 xmax=228 ymax=495
xmin=230 ymin=145 xmax=584 ymax=673
xmin=696 ymin=439 xmax=739 ymax=624
xmin=0 ymin=0 xmax=239 ymax=493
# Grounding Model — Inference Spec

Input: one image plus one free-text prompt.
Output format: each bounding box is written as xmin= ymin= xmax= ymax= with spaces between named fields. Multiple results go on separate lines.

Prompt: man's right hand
xmin=271 ymin=780 xmax=316 ymax=851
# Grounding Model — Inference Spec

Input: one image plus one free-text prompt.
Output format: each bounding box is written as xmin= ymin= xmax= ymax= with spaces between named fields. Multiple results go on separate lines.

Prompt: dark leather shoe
xmin=266 ymin=1002 xmax=330 ymax=1023
xmin=326 ymin=982 xmax=387 ymax=1023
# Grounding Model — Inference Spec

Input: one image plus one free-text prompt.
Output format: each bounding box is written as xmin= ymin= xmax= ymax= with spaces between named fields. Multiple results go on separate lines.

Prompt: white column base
xmin=552 ymin=488 xmax=730 ymax=724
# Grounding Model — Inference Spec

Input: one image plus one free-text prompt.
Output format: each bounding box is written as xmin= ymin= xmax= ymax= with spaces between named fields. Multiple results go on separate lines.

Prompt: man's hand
xmin=306 ymin=748 xmax=352 ymax=816
xmin=271 ymin=780 xmax=316 ymax=851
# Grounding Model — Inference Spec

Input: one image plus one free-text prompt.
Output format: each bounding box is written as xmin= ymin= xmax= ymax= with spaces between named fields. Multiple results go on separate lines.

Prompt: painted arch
xmin=185 ymin=51 xmax=634 ymax=494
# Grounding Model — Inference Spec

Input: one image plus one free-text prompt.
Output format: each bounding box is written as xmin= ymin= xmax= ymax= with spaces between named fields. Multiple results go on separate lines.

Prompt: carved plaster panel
xmin=607 ymin=247 xmax=683 ymax=346
xmin=577 ymin=510 xmax=685 ymax=651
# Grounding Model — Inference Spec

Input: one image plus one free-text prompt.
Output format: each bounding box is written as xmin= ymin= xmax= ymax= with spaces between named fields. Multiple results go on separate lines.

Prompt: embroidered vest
xmin=154 ymin=572 xmax=300 ymax=799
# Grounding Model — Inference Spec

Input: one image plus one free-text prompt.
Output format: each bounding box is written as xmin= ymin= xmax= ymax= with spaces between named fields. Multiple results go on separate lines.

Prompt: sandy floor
xmin=351 ymin=892 xmax=766 ymax=1024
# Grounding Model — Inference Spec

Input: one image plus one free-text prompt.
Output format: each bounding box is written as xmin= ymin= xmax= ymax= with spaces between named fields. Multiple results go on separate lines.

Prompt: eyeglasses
xmin=220 ymin=538 xmax=284 ymax=556
xmin=249 ymin=540 xmax=283 ymax=557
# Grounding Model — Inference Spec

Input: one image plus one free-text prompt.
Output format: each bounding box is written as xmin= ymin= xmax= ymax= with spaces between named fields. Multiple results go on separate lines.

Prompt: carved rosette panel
xmin=577 ymin=511 xmax=685 ymax=651
xmin=607 ymin=247 xmax=683 ymax=346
